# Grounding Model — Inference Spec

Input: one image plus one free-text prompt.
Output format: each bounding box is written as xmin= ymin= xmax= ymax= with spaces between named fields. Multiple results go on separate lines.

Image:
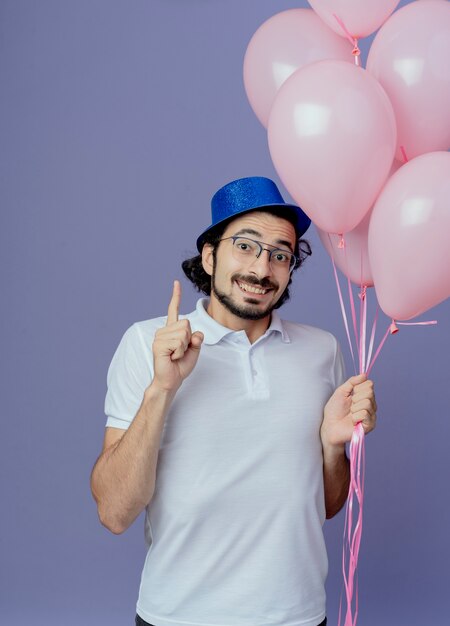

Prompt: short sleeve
xmin=104 ymin=323 xmax=153 ymax=430
xmin=333 ymin=338 xmax=347 ymax=389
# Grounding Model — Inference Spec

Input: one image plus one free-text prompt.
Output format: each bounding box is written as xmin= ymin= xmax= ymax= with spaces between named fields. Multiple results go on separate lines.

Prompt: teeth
xmin=237 ymin=281 xmax=268 ymax=295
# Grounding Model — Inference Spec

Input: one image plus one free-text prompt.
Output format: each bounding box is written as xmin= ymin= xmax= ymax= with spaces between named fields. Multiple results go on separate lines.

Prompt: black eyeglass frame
xmin=218 ymin=236 xmax=299 ymax=274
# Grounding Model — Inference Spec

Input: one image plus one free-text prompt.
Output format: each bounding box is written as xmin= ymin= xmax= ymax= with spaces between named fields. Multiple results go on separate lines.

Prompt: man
xmin=91 ymin=176 xmax=377 ymax=626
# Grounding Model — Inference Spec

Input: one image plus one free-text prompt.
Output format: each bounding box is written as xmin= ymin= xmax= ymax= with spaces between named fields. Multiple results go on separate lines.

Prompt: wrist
xmin=320 ymin=435 xmax=347 ymax=462
xmin=145 ymin=380 xmax=178 ymax=405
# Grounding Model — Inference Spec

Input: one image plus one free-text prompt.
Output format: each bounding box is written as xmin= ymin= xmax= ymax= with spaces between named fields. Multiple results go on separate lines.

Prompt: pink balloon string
xmin=366 ymin=322 xmax=391 ymax=376
xmin=359 ymin=287 xmax=367 ymax=374
xmin=345 ymin=251 xmax=360 ymax=358
xmin=366 ymin=318 xmax=437 ymax=376
xmin=328 ymin=234 xmax=357 ymax=374
xmin=400 ymin=145 xmax=409 ymax=164
xmin=330 ymin=244 xmax=393 ymax=624
xmin=336 ymin=242 xmax=368 ymax=626
xmin=332 ymin=14 xmax=361 ymax=66
xmin=328 ymin=238 xmax=439 ymax=625
xmin=349 ymin=277 xmax=359 ymax=358
xmin=366 ymin=304 xmax=379 ymax=371
xmin=333 ymin=246 xmax=386 ymax=624
xmin=340 ymin=421 xmax=365 ymax=626
xmin=396 ymin=320 xmax=437 ymax=326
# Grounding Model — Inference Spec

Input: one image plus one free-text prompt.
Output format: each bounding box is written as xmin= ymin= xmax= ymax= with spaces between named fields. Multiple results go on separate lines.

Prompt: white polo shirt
xmin=104 ymin=298 xmax=346 ymax=626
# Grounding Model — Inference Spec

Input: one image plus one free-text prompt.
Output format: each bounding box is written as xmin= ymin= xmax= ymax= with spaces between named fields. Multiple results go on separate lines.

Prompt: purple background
xmin=1 ymin=1 xmax=449 ymax=624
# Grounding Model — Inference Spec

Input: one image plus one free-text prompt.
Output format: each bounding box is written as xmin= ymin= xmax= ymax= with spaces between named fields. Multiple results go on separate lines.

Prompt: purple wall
xmin=1 ymin=1 xmax=449 ymax=624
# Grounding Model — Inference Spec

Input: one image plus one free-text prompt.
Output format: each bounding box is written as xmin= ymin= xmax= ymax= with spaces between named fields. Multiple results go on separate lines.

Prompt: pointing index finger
xmin=167 ymin=280 xmax=181 ymax=325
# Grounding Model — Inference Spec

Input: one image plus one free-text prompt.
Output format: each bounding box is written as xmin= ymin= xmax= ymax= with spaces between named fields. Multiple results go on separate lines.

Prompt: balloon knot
xmin=358 ymin=286 xmax=367 ymax=301
xmin=390 ymin=320 xmax=399 ymax=334
xmin=352 ymin=40 xmax=361 ymax=66
xmin=338 ymin=234 xmax=345 ymax=249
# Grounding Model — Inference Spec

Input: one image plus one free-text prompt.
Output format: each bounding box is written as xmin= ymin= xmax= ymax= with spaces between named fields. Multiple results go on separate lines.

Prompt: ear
xmin=201 ymin=243 xmax=214 ymax=277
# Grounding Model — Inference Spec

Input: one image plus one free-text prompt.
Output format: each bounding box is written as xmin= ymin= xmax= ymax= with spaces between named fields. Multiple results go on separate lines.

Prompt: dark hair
xmin=181 ymin=210 xmax=312 ymax=309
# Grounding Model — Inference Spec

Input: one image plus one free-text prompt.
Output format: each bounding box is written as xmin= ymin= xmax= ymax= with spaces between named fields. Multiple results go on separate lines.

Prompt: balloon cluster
xmin=244 ymin=0 xmax=450 ymax=322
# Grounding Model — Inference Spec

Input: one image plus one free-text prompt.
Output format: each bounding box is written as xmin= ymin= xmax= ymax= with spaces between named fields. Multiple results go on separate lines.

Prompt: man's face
xmin=205 ymin=211 xmax=297 ymax=321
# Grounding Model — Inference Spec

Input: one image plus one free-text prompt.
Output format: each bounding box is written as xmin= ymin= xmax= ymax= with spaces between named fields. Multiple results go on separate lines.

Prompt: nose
xmin=248 ymin=247 xmax=272 ymax=278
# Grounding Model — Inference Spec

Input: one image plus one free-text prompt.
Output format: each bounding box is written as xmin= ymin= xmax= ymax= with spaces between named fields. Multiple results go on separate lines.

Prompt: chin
xmin=213 ymin=289 xmax=281 ymax=321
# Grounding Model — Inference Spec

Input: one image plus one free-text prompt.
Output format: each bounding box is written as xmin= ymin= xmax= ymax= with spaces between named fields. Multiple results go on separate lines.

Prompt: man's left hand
xmin=320 ymin=373 xmax=377 ymax=448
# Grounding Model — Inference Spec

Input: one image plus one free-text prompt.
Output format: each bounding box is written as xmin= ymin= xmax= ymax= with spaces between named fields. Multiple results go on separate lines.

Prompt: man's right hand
xmin=151 ymin=280 xmax=204 ymax=393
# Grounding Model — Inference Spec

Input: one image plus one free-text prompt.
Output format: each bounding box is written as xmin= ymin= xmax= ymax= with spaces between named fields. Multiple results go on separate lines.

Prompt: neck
xmin=206 ymin=292 xmax=271 ymax=344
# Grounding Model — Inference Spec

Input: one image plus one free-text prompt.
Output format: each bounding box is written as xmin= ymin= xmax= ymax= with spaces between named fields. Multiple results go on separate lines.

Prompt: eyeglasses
xmin=219 ymin=236 xmax=299 ymax=273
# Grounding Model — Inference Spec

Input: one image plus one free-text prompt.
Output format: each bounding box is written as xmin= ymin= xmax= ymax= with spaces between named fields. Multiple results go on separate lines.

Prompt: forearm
xmin=91 ymin=383 xmax=176 ymax=534
xmin=322 ymin=443 xmax=350 ymax=519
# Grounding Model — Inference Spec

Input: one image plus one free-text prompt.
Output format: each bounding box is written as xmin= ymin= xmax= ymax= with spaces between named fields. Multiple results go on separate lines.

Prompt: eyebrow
xmin=232 ymin=228 xmax=295 ymax=252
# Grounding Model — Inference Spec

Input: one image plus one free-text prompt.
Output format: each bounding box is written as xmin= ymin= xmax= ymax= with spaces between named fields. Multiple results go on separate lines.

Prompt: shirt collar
xmin=192 ymin=298 xmax=291 ymax=345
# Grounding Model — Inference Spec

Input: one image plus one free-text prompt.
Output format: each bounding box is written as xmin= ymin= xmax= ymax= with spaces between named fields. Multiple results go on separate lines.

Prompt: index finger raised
xmin=167 ymin=280 xmax=181 ymax=325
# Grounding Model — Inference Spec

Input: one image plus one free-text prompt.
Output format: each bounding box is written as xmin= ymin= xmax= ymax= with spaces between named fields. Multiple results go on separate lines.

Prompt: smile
xmin=236 ymin=280 xmax=272 ymax=295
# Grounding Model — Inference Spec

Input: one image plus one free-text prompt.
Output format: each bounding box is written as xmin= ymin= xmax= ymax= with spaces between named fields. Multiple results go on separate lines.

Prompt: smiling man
xmin=205 ymin=213 xmax=296 ymax=328
xmin=91 ymin=177 xmax=377 ymax=626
